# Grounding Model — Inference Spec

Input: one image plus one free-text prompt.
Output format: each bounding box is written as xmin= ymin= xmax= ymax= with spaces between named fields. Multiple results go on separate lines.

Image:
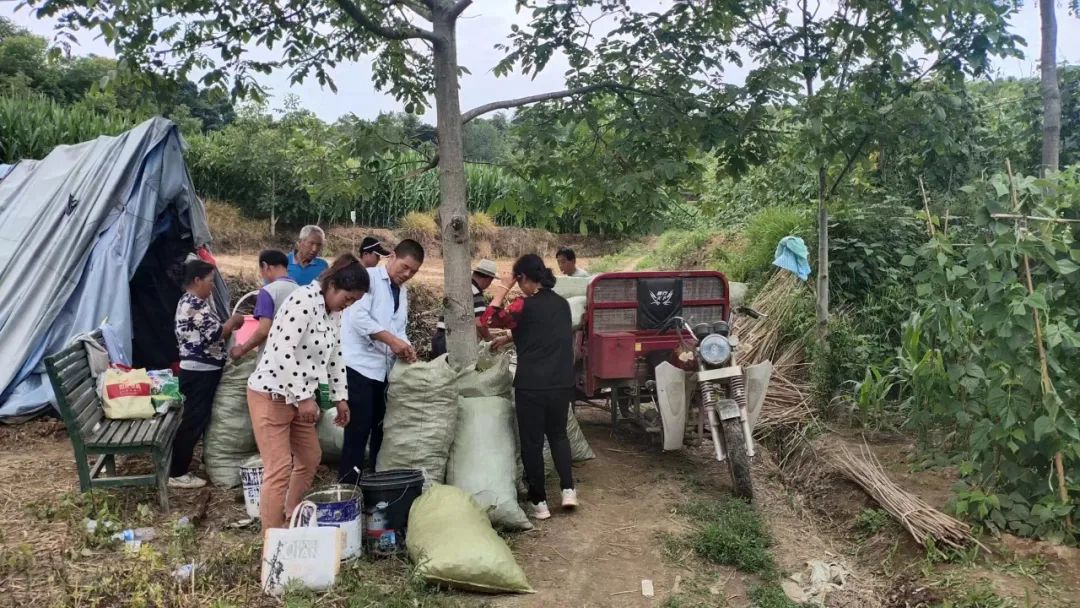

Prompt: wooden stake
xmin=918 ymin=177 xmax=936 ymax=237
xmin=1005 ymin=160 xmax=1071 ymax=522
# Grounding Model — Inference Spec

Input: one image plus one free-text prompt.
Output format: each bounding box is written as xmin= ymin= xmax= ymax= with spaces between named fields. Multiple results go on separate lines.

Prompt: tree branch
xmin=333 ymin=0 xmax=439 ymax=42
xmin=400 ymin=0 xmax=433 ymax=21
xmin=461 ymin=83 xmax=614 ymax=124
xmin=448 ymin=0 xmax=473 ymax=20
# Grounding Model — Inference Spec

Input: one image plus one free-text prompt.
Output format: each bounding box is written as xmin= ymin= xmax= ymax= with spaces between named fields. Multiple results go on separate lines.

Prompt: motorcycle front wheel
xmin=720 ymin=416 xmax=754 ymax=500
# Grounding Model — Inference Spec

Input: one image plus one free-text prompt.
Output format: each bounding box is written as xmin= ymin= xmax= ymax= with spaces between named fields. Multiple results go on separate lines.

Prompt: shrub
xmin=717 ymin=206 xmax=812 ymax=283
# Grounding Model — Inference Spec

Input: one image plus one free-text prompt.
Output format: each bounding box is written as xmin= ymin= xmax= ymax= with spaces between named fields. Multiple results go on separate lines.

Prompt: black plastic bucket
xmin=359 ymin=469 xmax=424 ymax=554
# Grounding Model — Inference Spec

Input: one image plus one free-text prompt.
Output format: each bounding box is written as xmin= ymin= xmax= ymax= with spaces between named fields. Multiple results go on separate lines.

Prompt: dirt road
xmin=496 ymin=408 xmax=719 ymax=607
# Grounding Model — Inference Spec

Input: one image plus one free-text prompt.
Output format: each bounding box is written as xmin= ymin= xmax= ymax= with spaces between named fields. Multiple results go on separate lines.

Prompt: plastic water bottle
xmin=112 ymin=527 xmax=156 ymax=542
xmin=172 ymin=563 xmax=197 ymax=582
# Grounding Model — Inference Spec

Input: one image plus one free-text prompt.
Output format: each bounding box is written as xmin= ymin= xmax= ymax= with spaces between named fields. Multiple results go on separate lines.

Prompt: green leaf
xmin=900 ymin=255 xmax=916 ymax=267
xmin=1033 ymin=416 xmax=1055 ymax=442
xmin=1058 ymin=259 xmax=1080 ymax=275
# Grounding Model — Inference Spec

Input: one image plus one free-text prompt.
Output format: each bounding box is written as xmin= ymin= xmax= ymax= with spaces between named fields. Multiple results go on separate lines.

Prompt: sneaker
xmin=530 ymin=501 xmax=551 ymax=520
xmin=168 ymin=473 xmax=207 ymax=489
xmin=561 ymin=488 xmax=579 ymax=509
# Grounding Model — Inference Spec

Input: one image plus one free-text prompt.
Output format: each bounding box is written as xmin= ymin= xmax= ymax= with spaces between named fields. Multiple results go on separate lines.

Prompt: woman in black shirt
xmin=480 ymin=254 xmax=577 ymax=520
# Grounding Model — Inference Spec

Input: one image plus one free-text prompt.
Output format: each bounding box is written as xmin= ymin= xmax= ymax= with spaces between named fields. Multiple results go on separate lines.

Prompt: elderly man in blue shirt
xmin=339 ymin=239 xmax=425 ymax=483
xmin=287 ymin=225 xmax=329 ymax=286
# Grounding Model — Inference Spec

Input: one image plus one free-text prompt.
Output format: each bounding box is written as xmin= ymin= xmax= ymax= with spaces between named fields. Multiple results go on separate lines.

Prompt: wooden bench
xmin=44 ymin=332 xmax=182 ymax=509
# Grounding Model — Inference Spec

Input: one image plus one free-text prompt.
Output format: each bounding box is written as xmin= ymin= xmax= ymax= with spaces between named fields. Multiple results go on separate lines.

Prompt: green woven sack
xmin=407 ymin=484 xmax=533 ymax=593
xmin=376 ymin=355 xmax=464 ymax=482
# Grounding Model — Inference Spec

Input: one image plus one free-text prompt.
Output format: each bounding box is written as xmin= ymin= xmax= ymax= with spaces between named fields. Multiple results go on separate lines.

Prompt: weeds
xmin=749 ymin=582 xmax=806 ymax=608
xmin=682 ymin=499 xmax=776 ymax=576
xmin=638 ymin=229 xmax=716 ymax=270
xmin=935 ymin=581 xmax=1021 ymax=608
xmin=854 ymin=508 xmax=892 ymax=538
xmin=590 ymin=242 xmax=648 ymax=272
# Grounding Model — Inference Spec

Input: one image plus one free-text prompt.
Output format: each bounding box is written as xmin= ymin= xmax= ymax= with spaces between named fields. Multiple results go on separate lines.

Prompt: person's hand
xmin=490 ymin=335 xmax=513 ymax=352
xmin=229 ymin=345 xmax=246 ymax=360
xmin=334 ymin=401 xmax=350 ymax=427
xmin=226 ymin=313 xmax=245 ymax=330
xmin=297 ymin=399 xmax=319 ymax=424
xmin=499 ymin=271 xmax=516 ymax=290
xmin=390 ymin=337 xmax=417 ymax=363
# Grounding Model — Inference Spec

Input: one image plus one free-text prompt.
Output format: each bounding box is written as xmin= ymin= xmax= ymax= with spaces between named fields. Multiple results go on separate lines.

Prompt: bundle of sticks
xmin=736 ymin=271 xmax=815 ymax=432
xmin=825 ymin=442 xmax=984 ymax=552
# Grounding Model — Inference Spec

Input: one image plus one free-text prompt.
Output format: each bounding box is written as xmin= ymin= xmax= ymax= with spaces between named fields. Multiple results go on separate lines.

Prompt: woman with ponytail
xmin=247 ymin=253 xmax=369 ymax=529
xmin=480 ymin=253 xmax=578 ymax=520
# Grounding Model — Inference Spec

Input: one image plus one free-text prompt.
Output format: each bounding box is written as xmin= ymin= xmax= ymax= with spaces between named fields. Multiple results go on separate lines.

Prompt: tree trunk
xmin=432 ymin=8 xmax=478 ymax=370
xmin=1040 ymin=0 xmax=1061 ymax=175
xmin=815 ymin=165 xmax=829 ymax=344
xmin=270 ymin=172 xmax=277 ymax=237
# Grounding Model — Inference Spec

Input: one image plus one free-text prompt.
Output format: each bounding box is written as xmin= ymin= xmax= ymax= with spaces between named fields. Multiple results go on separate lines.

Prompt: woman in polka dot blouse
xmin=246 ymin=253 xmax=370 ymax=529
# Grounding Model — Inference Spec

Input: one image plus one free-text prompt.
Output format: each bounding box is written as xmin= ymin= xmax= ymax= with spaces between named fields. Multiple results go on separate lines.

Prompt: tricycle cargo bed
xmin=577 ymin=271 xmax=731 ymax=397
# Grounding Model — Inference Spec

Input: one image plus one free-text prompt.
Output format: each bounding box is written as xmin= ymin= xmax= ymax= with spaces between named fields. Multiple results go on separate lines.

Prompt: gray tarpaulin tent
xmin=0 ymin=117 xmax=227 ymax=421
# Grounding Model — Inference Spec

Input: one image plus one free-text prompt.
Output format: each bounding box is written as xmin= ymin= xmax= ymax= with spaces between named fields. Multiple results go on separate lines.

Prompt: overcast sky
xmin=2 ymin=1 xmax=1078 ymax=122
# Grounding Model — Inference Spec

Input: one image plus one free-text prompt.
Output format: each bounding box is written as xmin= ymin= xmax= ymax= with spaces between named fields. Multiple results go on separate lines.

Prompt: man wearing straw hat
xmin=430 ymin=259 xmax=498 ymax=358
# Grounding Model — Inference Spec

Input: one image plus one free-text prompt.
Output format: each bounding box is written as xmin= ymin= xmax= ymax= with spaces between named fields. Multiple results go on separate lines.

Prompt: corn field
xmin=0 ymin=95 xmax=539 ymax=229
xmin=0 ymin=95 xmax=135 ymax=164
xmin=352 ymin=152 xmax=523 ymax=227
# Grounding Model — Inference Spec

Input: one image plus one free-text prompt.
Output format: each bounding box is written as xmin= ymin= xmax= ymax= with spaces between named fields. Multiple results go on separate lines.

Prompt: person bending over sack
xmin=246 ymin=254 xmax=368 ymax=529
xmin=480 ymin=253 xmax=578 ymax=520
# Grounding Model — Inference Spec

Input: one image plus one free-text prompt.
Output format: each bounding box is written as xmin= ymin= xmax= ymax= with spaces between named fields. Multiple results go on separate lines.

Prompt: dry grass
xmin=739 ymin=271 xmax=815 ymax=432
xmin=398 ymin=212 xmax=441 ymax=255
xmin=204 ymin=199 xmax=293 ymax=254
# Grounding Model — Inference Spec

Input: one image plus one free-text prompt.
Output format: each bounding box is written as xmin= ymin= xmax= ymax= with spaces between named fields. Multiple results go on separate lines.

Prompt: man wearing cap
xmin=359 ymin=236 xmax=390 ymax=268
xmin=431 ymin=259 xmax=498 ymax=358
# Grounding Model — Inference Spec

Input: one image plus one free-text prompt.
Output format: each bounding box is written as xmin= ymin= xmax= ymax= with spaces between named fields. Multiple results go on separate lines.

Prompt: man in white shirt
xmin=556 ymin=246 xmax=590 ymax=277
xmin=339 ymin=239 xmax=424 ymax=483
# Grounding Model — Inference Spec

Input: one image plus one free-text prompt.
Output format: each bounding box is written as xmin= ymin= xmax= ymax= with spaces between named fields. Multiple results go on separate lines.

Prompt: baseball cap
xmin=360 ymin=236 xmax=390 ymax=257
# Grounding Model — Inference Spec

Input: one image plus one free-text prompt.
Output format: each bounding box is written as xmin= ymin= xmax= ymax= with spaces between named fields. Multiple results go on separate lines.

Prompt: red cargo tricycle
xmin=574 ymin=271 xmax=765 ymax=499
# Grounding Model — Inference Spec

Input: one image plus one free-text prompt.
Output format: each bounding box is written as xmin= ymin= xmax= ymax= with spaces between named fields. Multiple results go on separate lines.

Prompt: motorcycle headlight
xmin=699 ymin=334 xmax=732 ymax=365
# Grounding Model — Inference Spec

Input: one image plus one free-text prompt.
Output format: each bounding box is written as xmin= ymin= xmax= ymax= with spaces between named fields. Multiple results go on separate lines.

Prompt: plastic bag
xmin=552 ymin=276 xmax=593 ymax=299
xmin=407 ymin=484 xmax=533 ymax=593
xmin=447 ymin=396 xmax=532 ymax=530
xmin=566 ymin=296 xmax=586 ymax=330
xmin=100 ymin=367 xmax=154 ymax=419
xmin=316 ymin=413 xmax=344 ymax=463
xmin=148 ymin=369 xmax=181 ymax=403
xmin=203 ymin=353 xmax=259 ymax=487
xmin=261 ymin=502 xmax=343 ymax=596
xmin=377 ymin=355 xmax=464 ymax=482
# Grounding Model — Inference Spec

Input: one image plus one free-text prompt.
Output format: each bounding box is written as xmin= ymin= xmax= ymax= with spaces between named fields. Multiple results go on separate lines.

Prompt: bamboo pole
xmin=1005 ymin=160 xmax=1070 ymax=522
xmin=918 ymin=177 xmax=936 ymax=237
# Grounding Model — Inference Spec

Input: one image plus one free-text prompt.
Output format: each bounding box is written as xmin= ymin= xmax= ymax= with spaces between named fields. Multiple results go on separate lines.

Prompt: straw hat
xmin=473 ymin=259 xmax=498 ymax=278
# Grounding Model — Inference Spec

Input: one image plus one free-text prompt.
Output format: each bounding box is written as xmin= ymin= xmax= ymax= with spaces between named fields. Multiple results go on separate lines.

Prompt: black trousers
xmin=171 ymin=368 xmax=224 ymax=477
xmin=431 ymin=329 xmax=447 ymax=358
xmin=340 ymin=367 xmax=387 ymax=485
xmin=516 ymin=388 xmax=575 ymax=504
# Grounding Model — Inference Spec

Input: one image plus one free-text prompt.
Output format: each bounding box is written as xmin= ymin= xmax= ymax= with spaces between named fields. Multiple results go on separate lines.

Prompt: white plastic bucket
xmin=240 ymin=455 xmax=264 ymax=519
xmin=304 ymin=485 xmax=363 ymax=559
